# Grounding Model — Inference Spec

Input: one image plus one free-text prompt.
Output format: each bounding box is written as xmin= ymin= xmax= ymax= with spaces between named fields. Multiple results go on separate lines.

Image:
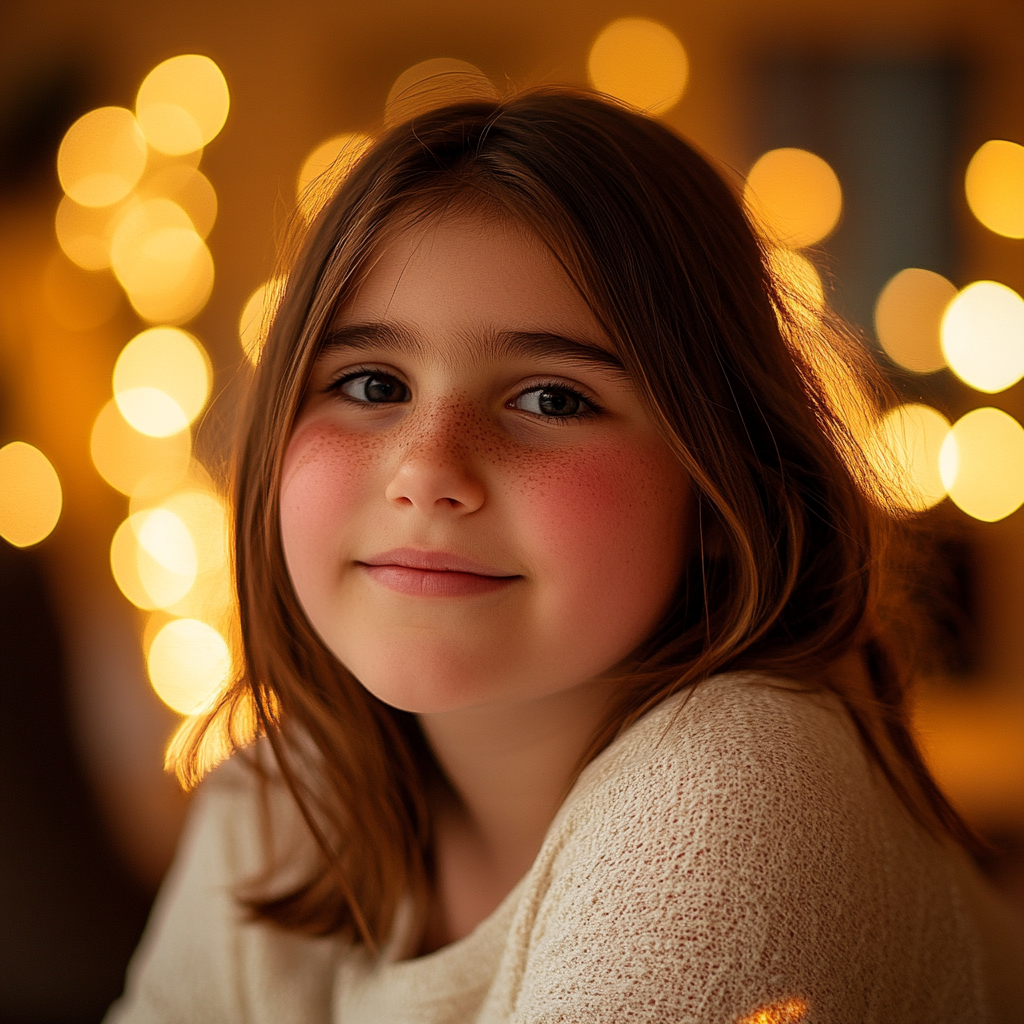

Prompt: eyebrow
xmin=319 ymin=322 xmax=628 ymax=378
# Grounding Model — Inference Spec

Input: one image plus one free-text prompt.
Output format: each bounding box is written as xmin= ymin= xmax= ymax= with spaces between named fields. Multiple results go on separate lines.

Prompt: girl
xmin=109 ymin=89 xmax=1021 ymax=1023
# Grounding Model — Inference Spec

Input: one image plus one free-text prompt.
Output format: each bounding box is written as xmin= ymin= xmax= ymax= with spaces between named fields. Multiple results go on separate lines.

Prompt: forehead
xmin=336 ymin=210 xmax=611 ymax=351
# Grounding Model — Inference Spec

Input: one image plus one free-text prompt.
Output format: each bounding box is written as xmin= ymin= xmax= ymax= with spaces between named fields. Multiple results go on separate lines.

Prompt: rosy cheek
xmin=279 ymin=419 xmax=378 ymax=570
xmin=512 ymin=440 xmax=688 ymax=622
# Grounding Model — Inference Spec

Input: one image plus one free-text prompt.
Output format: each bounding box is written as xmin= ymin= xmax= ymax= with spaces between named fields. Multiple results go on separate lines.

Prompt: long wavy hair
xmin=170 ymin=87 xmax=974 ymax=951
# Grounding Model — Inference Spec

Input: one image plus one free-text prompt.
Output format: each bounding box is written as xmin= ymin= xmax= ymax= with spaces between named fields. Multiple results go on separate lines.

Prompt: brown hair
xmin=171 ymin=87 xmax=974 ymax=949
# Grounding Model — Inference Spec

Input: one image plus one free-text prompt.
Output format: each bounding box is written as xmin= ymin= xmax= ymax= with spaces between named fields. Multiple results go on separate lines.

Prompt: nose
xmin=384 ymin=405 xmax=486 ymax=515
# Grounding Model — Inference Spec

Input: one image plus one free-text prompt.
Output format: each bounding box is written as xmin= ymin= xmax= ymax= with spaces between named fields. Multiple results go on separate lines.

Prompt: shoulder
xmin=488 ymin=673 xmax=984 ymax=1022
xmin=105 ymin=750 xmax=338 ymax=1024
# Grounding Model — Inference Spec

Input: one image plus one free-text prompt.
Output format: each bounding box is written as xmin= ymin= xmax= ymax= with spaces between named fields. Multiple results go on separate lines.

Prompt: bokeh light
xmin=941 ymin=281 xmax=1024 ymax=393
xmin=55 ymin=195 xmax=129 ymax=271
xmin=90 ymin=398 xmax=192 ymax=496
xmin=110 ymin=509 xmax=197 ymax=610
xmin=867 ymin=403 xmax=951 ymax=512
xmin=587 ymin=18 xmax=688 ymax=115
xmin=42 ymin=251 xmax=121 ymax=331
xmin=238 ymin=278 xmax=285 ymax=364
xmin=941 ymin=408 xmax=1024 ymax=522
xmin=138 ymin=164 xmax=218 ymax=238
xmin=147 ymin=618 xmax=231 ymax=715
xmin=744 ymin=148 xmax=842 ymax=249
xmin=136 ymin=55 xmax=230 ymax=156
xmin=113 ymin=327 xmax=211 ymax=437
xmin=57 ymin=107 xmax=147 ymax=208
xmin=296 ymin=133 xmax=372 ymax=222
xmin=874 ymin=268 xmax=956 ymax=373
xmin=0 ymin=442 xmax=63 ymax=548
xmin=109 ymin=198 xmax=214 ymax=323
xmin=384 ymin=58 xmax=499 ymax=128
xmin=964 ymin=139 xmax=1024 ymax=239
xmin=133 ymin=487 xmax=228 ymax=574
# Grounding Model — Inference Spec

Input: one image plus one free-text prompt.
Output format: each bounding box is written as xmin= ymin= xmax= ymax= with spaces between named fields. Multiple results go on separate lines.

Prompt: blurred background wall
xmin=0 ymin=0 xmax=1021 ymax=1020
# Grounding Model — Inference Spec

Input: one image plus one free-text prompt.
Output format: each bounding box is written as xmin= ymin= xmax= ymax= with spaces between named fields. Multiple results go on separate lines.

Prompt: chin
xmin=335 ymin=644 xmax=513 ymax=715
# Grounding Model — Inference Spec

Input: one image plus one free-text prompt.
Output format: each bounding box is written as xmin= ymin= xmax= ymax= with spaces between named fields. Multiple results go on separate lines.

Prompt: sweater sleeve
xmin=103 ymin=757 xmax=338 ymax=1024
xmin=480 ymin=675 xmax=984 ymax=1024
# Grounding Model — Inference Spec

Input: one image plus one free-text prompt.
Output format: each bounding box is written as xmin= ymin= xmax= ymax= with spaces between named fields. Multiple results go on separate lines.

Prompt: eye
xmin=512 ymin=385 xmax=592 ymax=418
xmin=336 ymin=372 xmax=410 ymax=404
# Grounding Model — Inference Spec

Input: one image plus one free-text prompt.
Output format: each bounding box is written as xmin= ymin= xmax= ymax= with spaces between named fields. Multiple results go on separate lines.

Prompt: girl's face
xmin=280 ymin=211 xmax=690 ymax=715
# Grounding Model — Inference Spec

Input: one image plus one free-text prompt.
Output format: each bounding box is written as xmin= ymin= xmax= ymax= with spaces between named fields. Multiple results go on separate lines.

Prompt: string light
xmin=238 ymin=278 xmax=286 ymax=364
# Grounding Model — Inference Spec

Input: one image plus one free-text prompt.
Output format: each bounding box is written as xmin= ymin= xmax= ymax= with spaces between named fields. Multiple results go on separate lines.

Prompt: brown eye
xmin=514 ymin=386 xmax=588 ymax=417
xmin=339 ymin=373 xmax=410 ymax=404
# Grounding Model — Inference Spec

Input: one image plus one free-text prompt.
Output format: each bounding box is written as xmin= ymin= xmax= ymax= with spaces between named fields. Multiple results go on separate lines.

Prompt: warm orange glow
xmin=113 ymin=327 xmax=211 ymax=437
xmin=874 ymin=268 xmax=956 ymax=374
xmin=738 ymin=997 xmax=808 ymax=1024
xmin=109 ymin=198 xmax=214 ymax=323
xmin=940 ymin=408 xmax=1024 ymax=522
xmin=238 ymin=278 xmax=286 ymax=364
xmin=148 ymin=618 xmax=232 ymax=715
xmin=296 ymin=133 xmax=372 ymax=222
xmin=42 ymin=251 xmax=121 ymax=331
xmin=744 ymin=149 xmax=842 ymax=249
xmin=941 ymin=281 xmax=1024 ymax=393
xmin=0 ymin=442 xmax=63 ymax=548
xmin=965 ymin=140 xmax=1024 ymax=239
xmin=110 ymin=510 xmax=197 ymax=610
xmin=136 ymin=55 xmax=230 ymax=155
xmin=385 ymin=58 xmax=499 ymax=128
xmin=90 ymin=399 xmax=191 ymax=496
xmin=57 ymin=106 xmax=147 ymax=207
xmin=587 ymin=18 xmax=688 ymax=115
xmin=867 ymin=404 xmax=951 ymax=512
xmin=138 ymin=164 xmax=217 ymax=238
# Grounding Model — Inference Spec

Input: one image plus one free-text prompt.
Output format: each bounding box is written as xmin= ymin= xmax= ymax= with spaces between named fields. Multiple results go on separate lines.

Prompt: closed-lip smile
xmin=356 ymin=547 xmax=522 ymax=598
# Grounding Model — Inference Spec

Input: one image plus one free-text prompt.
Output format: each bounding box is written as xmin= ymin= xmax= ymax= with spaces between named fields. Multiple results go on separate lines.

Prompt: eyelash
xmin=324 ymin=366 xmax=603 ymax=421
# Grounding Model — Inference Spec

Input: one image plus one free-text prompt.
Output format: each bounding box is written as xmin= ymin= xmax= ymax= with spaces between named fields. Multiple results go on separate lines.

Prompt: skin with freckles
xmin=279 ymin=210 xmax=691 ymax=949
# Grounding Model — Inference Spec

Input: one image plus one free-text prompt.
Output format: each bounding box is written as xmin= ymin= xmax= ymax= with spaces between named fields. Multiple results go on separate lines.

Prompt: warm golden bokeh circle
xmin=296 ymin=133 xmax=373 ymax=222
xmin=941 ymin=281 xmax=1024 ymax=393
xmin=744 ymin=148 xmax=842 ymax=249
xmin=0 ymin=442 xmax=63 ymax=548
xmin=113 ymin=327 xmax=212 ymax=437
xmin=147 ymin=618 xmax=232 ymax=715
xmin=90 ymin=399 xmax=192 ymax=496
xmin=57 ymin=106 xmax=148 ymax=208
xmin=874 ymin=268 xmax=956 ymax=374
xmin=941 ymin=408 xmax=1024 ymax=522
xmin=136 ymin=54 xmax=230 ymax=155
xmin=964 ymin=139 xmax=1024 ymax=239
xmin=587 ymin=18 xmax=688 ymax=115
xmin=866 ymin=403 xmax=951 ymax=513
xmin=384 ymin=58 xmax=499 ymax=128
xmin=238 ymin=278 xmax=286 ymax=364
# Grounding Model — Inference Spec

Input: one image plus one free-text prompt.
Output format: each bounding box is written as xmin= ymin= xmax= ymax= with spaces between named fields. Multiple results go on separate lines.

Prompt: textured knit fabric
xmin=106 ymin=673 xmax=1022 ymax=1024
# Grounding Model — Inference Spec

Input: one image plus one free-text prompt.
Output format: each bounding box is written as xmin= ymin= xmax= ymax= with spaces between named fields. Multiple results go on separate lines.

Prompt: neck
xmin=416 ymin=679 xmax=613 ymax=943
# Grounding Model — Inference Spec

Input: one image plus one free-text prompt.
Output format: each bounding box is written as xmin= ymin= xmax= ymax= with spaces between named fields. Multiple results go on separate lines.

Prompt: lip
xmin=356 ymin=547 xmax=521 ymax=598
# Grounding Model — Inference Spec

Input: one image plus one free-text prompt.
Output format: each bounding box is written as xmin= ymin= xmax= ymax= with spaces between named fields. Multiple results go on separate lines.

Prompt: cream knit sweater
xmin=107 ymin=673 xmax=1023 ymax=1023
